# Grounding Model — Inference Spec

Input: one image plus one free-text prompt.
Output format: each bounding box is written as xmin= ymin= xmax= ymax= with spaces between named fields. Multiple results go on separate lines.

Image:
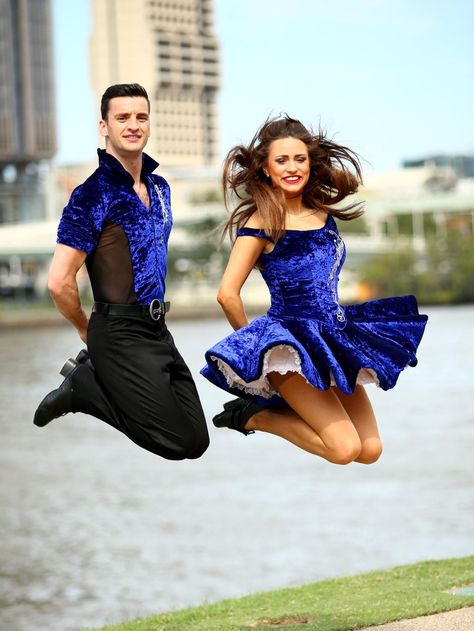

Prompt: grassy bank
xmin=92 ymin=556 xmax=474 ymax=631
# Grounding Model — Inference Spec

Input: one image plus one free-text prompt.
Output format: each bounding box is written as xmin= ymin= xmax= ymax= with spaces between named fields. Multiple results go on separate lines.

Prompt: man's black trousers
xmin=70 ymin=313 xmax=209 ymax=460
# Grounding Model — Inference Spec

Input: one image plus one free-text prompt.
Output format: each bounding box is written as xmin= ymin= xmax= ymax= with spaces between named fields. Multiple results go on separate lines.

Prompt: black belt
xmin=92 ymin=300 xmax=170 ymax=321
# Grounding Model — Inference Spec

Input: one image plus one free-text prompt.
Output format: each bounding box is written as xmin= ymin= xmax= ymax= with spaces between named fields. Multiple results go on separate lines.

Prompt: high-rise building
xmin=90 ymin=0 xmax=220 ymax=167
xmin=0 ymin=0 xmax=56 ymax=223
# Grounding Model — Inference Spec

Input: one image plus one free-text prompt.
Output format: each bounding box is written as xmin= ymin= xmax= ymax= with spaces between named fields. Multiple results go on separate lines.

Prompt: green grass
xmin=92 ymin=556 xmax=474 ymax=631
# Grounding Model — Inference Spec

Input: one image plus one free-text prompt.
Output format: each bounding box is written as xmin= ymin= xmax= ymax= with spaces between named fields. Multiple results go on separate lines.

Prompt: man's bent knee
xmin=169 ymin=428 xmax=209 ymax=460
xmin=187 ymin=433 xmax=210 ymax=460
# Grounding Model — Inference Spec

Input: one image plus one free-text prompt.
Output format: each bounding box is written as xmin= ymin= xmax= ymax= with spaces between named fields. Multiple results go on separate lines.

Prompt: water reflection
xmin=0 ymin=306 xmax=473 ymax=631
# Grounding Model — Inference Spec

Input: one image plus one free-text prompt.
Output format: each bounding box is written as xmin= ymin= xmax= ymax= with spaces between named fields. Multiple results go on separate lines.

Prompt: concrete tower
xmin=0 ymin=0 xmax=56 ymax=223
xmin=90 ymin=0 xmax=220 ymax=167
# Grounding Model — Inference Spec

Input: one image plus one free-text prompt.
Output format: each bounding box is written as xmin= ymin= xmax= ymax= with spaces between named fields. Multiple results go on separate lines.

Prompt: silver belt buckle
xmin=149 ymin=299 xmax=162 ymax=321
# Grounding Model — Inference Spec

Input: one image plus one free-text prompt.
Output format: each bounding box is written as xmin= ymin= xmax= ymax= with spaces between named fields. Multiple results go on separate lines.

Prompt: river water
xmin=1 ymin=306 xmax=473 ymax=631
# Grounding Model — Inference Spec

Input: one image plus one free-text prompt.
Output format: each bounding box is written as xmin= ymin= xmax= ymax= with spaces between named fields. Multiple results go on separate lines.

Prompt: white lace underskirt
xmin=211 ymin=343 xmax=379 ymax=399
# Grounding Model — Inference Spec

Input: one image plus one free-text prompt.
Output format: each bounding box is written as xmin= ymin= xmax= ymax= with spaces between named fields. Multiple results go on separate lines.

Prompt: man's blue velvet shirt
xmin=57 ymin=149 xmax=172 ymax=304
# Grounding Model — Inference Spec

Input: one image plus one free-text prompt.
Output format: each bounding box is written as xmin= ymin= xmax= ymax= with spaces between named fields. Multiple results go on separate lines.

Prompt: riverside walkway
xmin=360 ymin=606 xmax=474 ymax=631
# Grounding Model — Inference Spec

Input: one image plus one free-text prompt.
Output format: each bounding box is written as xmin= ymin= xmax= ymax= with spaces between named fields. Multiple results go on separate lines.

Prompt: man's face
xmin=99 ymin=96 xmax=150 ymax=157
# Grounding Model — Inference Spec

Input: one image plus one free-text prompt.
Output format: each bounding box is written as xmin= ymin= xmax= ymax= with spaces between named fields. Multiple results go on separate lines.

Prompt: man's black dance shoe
xmin=33 ymin=349 xmax=89 ymax=427
xmin=212 ymin=398 xmax=265 ymax=436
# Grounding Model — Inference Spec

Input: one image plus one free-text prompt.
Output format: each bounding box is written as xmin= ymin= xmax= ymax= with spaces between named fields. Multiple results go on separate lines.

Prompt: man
xmin=33 ymin=83 xmax=209 ymax=461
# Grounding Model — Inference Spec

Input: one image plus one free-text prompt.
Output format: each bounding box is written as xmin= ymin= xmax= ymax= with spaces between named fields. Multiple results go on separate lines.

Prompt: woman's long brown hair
xmin=221 ymin=115 xmax=364 ymax=243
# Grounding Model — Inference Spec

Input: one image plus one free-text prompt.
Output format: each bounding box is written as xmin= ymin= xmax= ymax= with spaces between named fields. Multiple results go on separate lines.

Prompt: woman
xmin=201 ymin=115 xmax=427 ymax=465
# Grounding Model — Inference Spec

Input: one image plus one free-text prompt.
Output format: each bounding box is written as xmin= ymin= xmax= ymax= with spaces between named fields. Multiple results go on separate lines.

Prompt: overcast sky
xmin=53 ymin=0 xmax=474 ymax=172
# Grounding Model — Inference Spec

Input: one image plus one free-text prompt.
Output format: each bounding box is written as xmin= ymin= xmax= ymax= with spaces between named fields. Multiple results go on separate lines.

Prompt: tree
xmin=360 ymin=232 xmax=474 ymax=304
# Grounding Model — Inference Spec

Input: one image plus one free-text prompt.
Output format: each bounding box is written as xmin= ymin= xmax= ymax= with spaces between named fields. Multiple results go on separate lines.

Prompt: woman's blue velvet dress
xmin=201 ymin=216 xmax=427 ymax=405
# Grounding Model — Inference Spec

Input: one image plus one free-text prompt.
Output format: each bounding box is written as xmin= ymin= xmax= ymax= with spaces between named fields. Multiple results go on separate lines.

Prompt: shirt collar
xmin=97 ymin=149 xmax=159 ymax=184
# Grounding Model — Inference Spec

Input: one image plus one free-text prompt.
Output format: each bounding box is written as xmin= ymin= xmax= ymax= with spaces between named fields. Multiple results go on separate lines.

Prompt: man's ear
xmin=99 ymin=119 xmax=108 ymax=138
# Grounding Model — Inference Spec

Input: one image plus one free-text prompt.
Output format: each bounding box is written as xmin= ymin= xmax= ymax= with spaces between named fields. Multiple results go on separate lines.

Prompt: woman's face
xmin=264 ymin=137 xmax=310 ymax=198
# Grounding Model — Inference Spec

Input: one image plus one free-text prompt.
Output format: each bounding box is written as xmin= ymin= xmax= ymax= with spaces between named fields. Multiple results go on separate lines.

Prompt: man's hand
xmin=48 ymin=244 xmax=89 ymax=342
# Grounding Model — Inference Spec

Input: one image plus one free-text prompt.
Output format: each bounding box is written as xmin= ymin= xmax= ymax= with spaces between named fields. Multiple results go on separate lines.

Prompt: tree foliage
xmin=361 ymin=232 xmax=474 ymax=304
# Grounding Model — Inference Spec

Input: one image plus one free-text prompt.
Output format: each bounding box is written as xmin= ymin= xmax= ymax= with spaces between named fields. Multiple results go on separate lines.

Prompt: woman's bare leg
xmin=332 ymin=385 xmax=382 ymax=464
xmin=245 ymin=372 xmax=362 ymax=464
xmin=244 ymin=375 xmax=382 ymax=464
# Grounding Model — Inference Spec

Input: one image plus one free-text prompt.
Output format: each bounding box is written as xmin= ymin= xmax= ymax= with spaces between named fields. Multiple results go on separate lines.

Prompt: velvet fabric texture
xmin=57 ymin=149 xmax=172 ymax=304
xmin=201 ymin=215 xmax=428 ymax=404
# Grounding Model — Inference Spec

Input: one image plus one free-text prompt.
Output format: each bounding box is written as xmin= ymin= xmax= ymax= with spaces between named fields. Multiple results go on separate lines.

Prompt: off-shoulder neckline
xmin=239 ymin=214 xmax=333 ymax=234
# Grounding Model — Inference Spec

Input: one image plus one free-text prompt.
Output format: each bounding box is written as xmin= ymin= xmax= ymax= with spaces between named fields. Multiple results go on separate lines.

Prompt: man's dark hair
xmin=100 ymin=83 xmax=150 ymax=120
